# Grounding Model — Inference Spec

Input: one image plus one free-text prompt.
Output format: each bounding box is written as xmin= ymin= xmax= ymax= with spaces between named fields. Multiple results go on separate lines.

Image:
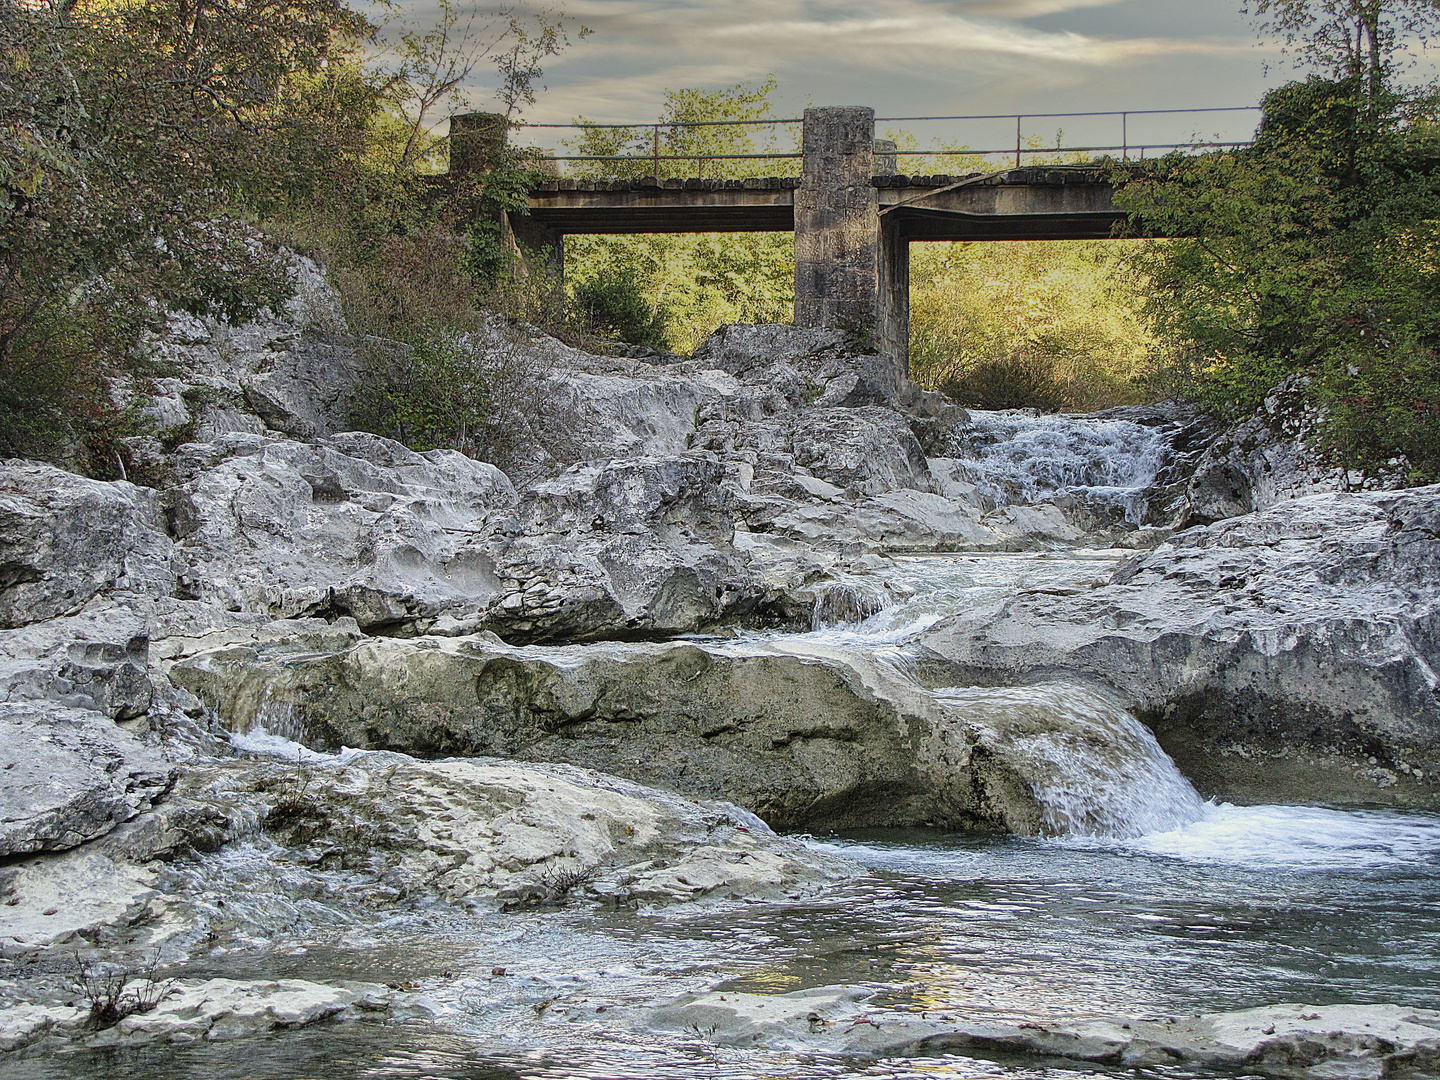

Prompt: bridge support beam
xmin=794 ymin=108 xmax=908 ymax=373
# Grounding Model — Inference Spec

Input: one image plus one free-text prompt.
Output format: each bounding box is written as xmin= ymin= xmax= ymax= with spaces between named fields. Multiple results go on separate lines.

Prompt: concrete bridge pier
xmin=793 ymin=108 xmax=909 ymax=373
xmin=452 ymin=112 xmax=565 ymax=280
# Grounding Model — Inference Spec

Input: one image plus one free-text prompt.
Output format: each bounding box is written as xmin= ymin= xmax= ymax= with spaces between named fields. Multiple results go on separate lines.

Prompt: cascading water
xmin=935 ymin=682 xmax=1207 ymax=838
xmin=27 ymin=416 xmax=1440 ymax=1080
xmin=948 ymin=410 xmax=1172 ymax=525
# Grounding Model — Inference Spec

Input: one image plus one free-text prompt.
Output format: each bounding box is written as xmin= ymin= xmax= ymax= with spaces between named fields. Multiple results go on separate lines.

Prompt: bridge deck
xmin=525 ymin=167 xmax=1125 ymax=241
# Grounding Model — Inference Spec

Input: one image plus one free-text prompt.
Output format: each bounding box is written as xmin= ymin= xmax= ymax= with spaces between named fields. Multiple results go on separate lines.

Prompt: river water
xmin=13 ymin=412 xmax=1440 ymax=1080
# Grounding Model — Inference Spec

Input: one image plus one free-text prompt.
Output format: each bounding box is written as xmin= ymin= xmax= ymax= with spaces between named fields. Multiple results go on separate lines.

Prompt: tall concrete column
xmin=878 ymin=214 xmax=909 ymax=374
xmin=794 ymin=107 xmax=880 ymax=340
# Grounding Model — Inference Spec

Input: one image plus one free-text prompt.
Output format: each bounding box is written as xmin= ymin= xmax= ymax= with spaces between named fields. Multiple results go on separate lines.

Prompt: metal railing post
xmin=1016 ymin=115 xmax=1022 ymax=168
xmin=1122 ymin=112 xmax=1128 ymax=161
xmin=652 ymin=126 xmax=661 ymax=179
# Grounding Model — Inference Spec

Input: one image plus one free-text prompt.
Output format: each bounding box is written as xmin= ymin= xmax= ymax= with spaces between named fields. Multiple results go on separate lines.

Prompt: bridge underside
xmin=491 ymin=107 xmax=1135 ymax=371
xmin=524 ymin=172 xmax=1125 ymax=242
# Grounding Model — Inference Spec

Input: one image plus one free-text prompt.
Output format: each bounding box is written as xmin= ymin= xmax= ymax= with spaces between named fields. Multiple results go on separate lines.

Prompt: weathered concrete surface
xmin=921 ymin=487 xmax=1440 ymax=807
xmin=636 ymin=987 xmax=1440 ymax=1078
xmin=794 ymin=107 xmax=882 ymax=342
xmin=167 ymin=629 xmax=1046 ymax=832
xmin=0 ymin=704 xmax=174 ymax=857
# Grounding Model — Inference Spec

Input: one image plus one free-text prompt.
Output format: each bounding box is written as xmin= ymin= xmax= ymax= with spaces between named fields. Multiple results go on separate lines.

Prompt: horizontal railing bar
xmin=525 ymin=142 xmax=1250 ymax=164
xmin=517 ymin=118 xmax=802 ymax=129
xmin=522 ymin=153 xmax=804 ymax=161
xmin=513 ymin=106 xmax=1263 ymax=131
xmin=893 ymin=142 xmax=1252 ymax=155
xmin=877 ymin=106 xmax=1262 ymax=122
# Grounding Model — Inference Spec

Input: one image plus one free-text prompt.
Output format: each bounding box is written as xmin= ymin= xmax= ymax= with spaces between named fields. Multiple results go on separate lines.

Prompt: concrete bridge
xmin=454 ymin=107 xmax=1128 ymax=371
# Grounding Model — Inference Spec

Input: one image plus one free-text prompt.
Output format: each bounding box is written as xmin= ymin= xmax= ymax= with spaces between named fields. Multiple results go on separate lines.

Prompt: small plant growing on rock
xmin=501 ymin=862 xmax=601 ymax=910
xmin=69 ymin=950 xmax=176 ymax=1029
xmin=536 ymin=862 xmax=600 ymax=904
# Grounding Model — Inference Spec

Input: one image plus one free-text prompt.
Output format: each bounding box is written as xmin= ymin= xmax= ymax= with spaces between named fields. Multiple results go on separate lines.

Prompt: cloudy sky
xmin=418 ymin=0 xmax=1284 ymax=151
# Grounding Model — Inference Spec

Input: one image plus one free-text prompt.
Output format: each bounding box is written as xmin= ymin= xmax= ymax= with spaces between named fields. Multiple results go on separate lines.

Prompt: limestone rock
xmin=169 ymin=432 xmax=516 ymax=629
xmin=147 ymin=258 xmax=364 ymax=443
xmin=0 ymin=462 xmax=175 ymax=628
xmin=791 ymin=407 xmax=933 ymax=495
xmin=921 ymin=486 xmax=1440 ymax=807
xmin=1183 ymin=376 xmax=1364 ymax=523
xmin=161 ymin=751 xmax=857 ymax=907
xmin=0 ymin=608 xmax=156 ymax=719
xmin=0 ymin=978 xmax=403 ymax=1052
xmin=0 ymin=848 xmax=162 ymax=951
xmin=167 ymin=628 xmax=1045 ymax=832
xmin=0 ymin=703 xmax=175 ymax=856
xmin=637 ymin=987 xmax=1440 ymax=1078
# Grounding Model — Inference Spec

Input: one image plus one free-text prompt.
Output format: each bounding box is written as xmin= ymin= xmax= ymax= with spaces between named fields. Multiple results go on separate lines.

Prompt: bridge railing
xmin=510 ymin=106 xmax=1262 ymax=180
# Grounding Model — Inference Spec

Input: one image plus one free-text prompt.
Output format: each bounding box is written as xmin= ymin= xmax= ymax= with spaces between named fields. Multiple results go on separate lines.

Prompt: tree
xmin=0 ymin=0 xmax=376 ymax=462
xmin=1116 ymin=21 xmax=1440 ymax=479
xmin=1248 ymin=0 xmax=1440 ymax=107
xmin=562 ymin=79 xmax=796 ymax=351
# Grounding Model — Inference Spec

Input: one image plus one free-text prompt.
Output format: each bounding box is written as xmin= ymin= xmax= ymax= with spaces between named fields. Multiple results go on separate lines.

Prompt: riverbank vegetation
xmin=4 ymin=0 xmax=1439 ymax=484
xmin=0 ymin=0 xmax=581 ymax=469
xmin=1117 ymin=0 xmax=1440 ymax=481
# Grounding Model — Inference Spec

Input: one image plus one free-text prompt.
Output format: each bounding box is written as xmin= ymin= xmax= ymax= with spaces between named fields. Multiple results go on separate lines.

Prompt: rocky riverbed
xmin=3 ymin=261 xmax=1439 ymax=1077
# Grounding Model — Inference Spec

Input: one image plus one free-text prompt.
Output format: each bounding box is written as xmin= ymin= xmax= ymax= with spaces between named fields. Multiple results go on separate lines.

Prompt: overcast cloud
xmin=397 ymin=0 xmax=1280 ymax=147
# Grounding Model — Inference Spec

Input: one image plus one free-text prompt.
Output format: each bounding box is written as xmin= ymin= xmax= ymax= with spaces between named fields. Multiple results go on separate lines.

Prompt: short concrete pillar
xmin=794 ymin=107 xmax=880 ymax=341
xmin=449 ymin=111 xmax=564 ymax=282
xmin=449 ymin=112 xmax=510 ymax=174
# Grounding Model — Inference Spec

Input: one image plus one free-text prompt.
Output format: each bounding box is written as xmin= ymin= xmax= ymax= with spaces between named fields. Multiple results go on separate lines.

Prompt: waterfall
xmin=937 ymin=682 xmax=1206 ymax=839
xmin=949 ymin=410 xmax=1171 ymax=525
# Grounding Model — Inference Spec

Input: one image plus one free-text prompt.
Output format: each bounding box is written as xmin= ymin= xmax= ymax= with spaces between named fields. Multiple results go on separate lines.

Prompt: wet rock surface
xmin=922 ymin=487 xmax=1440 ymax=807
xmin=635 ymin=987 xmax=1440 ymax=1079
xmin=165 ymin=627 xmax=1047 ymax=833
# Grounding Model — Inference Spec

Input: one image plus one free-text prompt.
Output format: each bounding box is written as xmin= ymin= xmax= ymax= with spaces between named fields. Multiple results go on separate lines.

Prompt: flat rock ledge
xmin=640 ymin=987 xmax=1440 ymax=1079
xmin=0 ymin=978 xmax=408 ymax=1053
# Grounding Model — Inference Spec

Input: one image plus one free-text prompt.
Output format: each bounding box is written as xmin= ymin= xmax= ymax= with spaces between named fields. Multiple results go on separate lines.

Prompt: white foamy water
xmin=1090 ymin=803 xmax=1440 ymax=870
xmin=229 ymin=725 xmax=360 ymax=765
xmin=952 ymin=410 xmax=1171 ymax=524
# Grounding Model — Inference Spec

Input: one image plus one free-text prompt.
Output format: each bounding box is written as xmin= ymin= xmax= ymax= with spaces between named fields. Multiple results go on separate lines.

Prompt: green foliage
xmin=352 ymin=328 xmax=564 ymax=471
xmin=560 ymin=79 xmax=797 ymax=351
xmin=0 ymin=0 xmax=367 ymax=462
xmin=566 ymin=233 xmax=794 ymax=352
xmin=0 ymin=0 xmax=585 ymax=467
xmin=572 ymin=270 xmax=670 ymax=350
xmin=565 ymin=77 xmax=795 ymax=181
xmin=1116 ymin=72 xmax=1440 ymax=478
xmin=910 ymin=241 xmax=1157 ymax=412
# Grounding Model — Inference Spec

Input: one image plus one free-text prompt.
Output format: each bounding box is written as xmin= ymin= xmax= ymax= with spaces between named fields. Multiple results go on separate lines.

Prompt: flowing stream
xmin=14 ymin=411 xmax=1440 ymax=1080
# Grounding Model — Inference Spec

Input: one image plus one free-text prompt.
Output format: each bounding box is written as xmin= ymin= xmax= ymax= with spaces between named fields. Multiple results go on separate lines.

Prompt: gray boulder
xmin=0 ymin=608 xmax=155 ymax=720
xmin=150 ymin=751 xmax=858 ymax=909
xmin=167 ymin=627 xmax=1048 ymax=832
xmin=169 ymin=432 xmax=516 ymax=630
xmin=145 ymin=258 xmax=364 ymax=443
xmin=0 ymin=462 xmax=176 ymax=628
xmin=791 ymin=407 xmax=934 ymax=496
xmin=921 ymin=487 xmax=1440 ymax=807
xmin=0 ymin=703 xmax=174 ymax=856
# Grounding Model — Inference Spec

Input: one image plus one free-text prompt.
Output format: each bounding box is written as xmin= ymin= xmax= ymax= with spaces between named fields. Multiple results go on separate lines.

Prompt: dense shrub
xmin=571 ymin=270 xmax=671 ymax=350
